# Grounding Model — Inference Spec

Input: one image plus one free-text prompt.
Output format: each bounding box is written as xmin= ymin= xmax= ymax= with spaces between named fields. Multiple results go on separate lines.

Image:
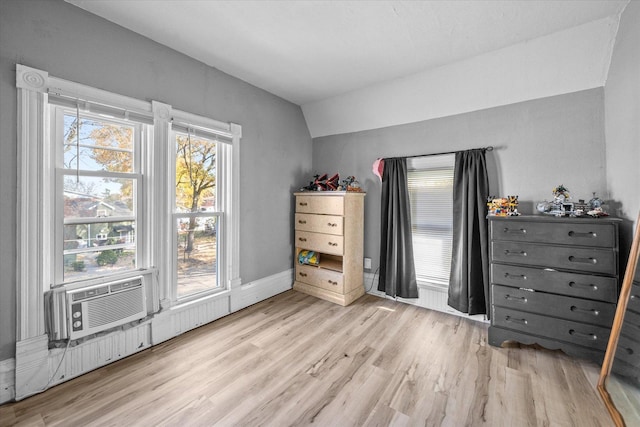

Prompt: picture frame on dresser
xmin=487 ymin=215 xmax=621 ymax=364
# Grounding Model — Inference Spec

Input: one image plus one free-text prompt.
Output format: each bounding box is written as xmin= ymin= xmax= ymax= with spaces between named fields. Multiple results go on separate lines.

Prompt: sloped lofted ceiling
xmin=66 ymin=0 xmax=627 ymax=107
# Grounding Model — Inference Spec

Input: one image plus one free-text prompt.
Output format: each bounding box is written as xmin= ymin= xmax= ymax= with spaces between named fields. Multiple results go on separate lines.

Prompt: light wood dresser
xmin=293 ymin=191 xmax=365 ymax=306
xmin=488 ymin=215 xmax=621 ymax=363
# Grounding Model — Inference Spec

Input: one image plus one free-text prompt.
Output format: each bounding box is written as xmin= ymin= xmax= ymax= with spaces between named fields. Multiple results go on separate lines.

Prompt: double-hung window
xmin=407 ymin=154 xmax=455 ymax=287
xmin=51 ymin=106 xmax=146 ymax=284
xmin=16 ymin=65 xmax=240 ymax=341
xmin=171 ymin=126 xmax=223 ymax=299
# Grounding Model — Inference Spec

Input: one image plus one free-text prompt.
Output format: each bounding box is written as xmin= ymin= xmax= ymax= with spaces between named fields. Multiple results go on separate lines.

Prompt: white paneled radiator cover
xmin=47 ymin=276 xmax=147 ymax=340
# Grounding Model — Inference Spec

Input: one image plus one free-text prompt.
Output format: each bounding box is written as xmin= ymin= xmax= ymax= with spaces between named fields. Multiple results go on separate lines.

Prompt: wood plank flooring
xmin=0 ymin=291 xmax=613 ymax=426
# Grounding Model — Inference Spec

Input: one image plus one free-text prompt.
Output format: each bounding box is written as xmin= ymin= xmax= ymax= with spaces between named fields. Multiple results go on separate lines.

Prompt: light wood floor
xmin=0 ymin=291 xmax=613 ymax=426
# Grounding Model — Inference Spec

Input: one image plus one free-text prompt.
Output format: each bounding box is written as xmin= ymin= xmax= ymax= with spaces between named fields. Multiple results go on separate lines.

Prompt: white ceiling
xmin=66 ymin=0 xmax=628 ymax=106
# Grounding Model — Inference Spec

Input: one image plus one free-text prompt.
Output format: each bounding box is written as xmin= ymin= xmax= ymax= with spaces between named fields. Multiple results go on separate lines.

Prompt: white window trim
xmin=16 ymin=64 xmax=241 ymax=343
xmin=168 ymin=126 xmax=226 ymax=303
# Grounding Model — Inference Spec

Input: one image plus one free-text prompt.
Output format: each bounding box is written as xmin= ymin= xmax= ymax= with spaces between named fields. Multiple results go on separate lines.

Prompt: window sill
xmin=417 ymin=280 xmax=449 ymax=292
xmin=170 ymin=287 xmax=230 ymax=310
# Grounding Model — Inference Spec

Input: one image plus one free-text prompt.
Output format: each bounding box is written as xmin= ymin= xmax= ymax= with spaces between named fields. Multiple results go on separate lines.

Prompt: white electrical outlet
xmin=364 ymin=257 xmax=372 ymax=270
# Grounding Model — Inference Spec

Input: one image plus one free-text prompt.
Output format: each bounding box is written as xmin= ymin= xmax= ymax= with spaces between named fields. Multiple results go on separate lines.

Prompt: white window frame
xmin=407 ymin=154 xmax=455 ymax=289
xmin=168 ymin=124 xmax=231 ymax=302
xmin=16 ymin=64 xmax=241 ymax=344
xmin=50 ymin=106 xmax=146 ymax=285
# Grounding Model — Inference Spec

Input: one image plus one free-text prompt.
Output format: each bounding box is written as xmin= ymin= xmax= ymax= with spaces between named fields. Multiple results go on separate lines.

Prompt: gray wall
xmin=313 ymin=89 xmax=607 ymax=274
xmin=605 ymin=0 xmax=640 ymax=258
xmin=0 ymin=0 xmax=313 ymax=360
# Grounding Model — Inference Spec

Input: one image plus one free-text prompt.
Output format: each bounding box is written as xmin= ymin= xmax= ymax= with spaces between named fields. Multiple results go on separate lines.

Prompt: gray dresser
xmin=488 ymin=215 xmax=620 ymax=362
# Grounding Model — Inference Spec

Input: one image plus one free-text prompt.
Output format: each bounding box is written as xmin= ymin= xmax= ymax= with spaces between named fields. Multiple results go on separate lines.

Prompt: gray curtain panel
xmin=448 ymin=149 xmax=490 ymax=316
xmin=378 ymin=158 xmax=418 ymax=298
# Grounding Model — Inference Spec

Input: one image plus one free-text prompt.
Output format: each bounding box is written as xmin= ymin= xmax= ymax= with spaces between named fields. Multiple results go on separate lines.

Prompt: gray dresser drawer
xmin=490 ymin=264 xmax=618 ymax=303
xmin=491 ymin=220 xmax=616 ymax=248
xmin=491 ymin=241 xmax=617 ymax=275
xmin=492 ymin=306 xmax=611 ymax=351
xmin=492 ymin=285 xmax=615 ymax=327
xmin=615 ymin=332 xmax=640 ymax=369
xmin=627 ymin=282 xmax=640 ymax=313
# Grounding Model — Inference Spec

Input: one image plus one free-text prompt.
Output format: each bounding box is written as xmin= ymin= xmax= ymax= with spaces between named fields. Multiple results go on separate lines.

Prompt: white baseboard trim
xmin=151 ymin=291 xmax=231 ymax=345
xmin=234 ymin=269 xmax=293 ymax=311
xmin=364 ymin=272 xmax=488 ymax=323
xmin=9 ymin=269 xmax=294 ymax=402
xmin=0 ymin=358 xmax=16 ymax=404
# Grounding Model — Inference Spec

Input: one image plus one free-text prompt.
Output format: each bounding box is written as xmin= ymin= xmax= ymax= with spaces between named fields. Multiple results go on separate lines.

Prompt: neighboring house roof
xmin=64 ymin=191 xmax=133 ymax=218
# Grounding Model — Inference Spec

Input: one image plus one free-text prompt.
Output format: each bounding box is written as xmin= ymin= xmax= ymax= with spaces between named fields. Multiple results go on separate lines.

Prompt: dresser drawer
xmin=492 ymin=306 xmax=611 ymax=351
xmin=491 ymin=241 xmax=617 ymax=275
xmin=295 ymin=213 xmax=343 ymax=235
xmin=296 ymin=195 xmax=344 ymax=215
xmin=620 ymin=308 xmax=640 ymax=340
xmin=490 ymin=264 xmax=618 ymax=302
xmin=491 ymin=220 xmax=616 ymax=248
xmin=295 ymin=231 xmax=343 ymax=256
xmin=627 ymin=282 xmax=640 ymax=313
xmin=295 ymin=264 xmax=344 ymax=293
xmin=492 ymin=285 xmax=615 ymax=327
xmin=615 ymin=331 xmax=640 ymax=369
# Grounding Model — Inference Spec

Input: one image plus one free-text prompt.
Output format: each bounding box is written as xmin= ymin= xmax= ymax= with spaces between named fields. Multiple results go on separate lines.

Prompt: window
xmin=172 ymin=130 xmax=220 ymax=298
xmin=53 ymin=107 xmax=145 ymax=283
xmin=16 ymin=65 xmax=240 ymax=329
xmin=407 ymin=154 xmax=455 ymax=286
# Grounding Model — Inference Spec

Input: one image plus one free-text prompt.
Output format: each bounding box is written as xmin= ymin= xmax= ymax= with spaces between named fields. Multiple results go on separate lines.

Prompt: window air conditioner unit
xmin=66 ymin=276 xmax=147 ymax=340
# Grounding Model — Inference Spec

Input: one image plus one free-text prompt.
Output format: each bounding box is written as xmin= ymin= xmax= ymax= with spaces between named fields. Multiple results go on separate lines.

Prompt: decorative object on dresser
xmin=488 ymin=215 xmax=621 ymax=363
xmin=598 ymin=212 xmax=640 ymax=427
xmin=293 ymin=191 xmax=366 ymax=306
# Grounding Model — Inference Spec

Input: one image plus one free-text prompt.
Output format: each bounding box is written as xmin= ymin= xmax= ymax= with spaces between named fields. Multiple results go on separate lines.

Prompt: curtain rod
xmin=403 ymin=146 xmax=493 ymax=159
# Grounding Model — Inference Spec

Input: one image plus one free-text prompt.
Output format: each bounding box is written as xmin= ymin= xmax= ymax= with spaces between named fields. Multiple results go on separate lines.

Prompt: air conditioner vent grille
xmin=87 ymin=287 xmax=145 ymax=329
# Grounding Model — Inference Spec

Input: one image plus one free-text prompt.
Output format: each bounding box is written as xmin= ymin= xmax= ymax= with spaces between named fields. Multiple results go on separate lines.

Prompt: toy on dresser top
xmin=487 ymin=195 xmax=520 ymax=217
xmin=536 ymin=185 xmax=608 ymax=217
xmin=299 ymin=173 xmax=363 ymax=192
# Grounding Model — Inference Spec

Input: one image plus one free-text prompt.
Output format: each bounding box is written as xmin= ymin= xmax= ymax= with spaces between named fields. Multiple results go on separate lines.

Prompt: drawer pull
xmin=504 ymin=273 xmax=527 ymax=280
xmin=299 ymin=202 xmax=308 ymax=206
xmin=328 ymin=242 xmax=338 ymax=247
xmin=503 ymin=227 xmax=527 ymax=234
xmin=570 ymin=305 xmax=600 ymax=316
xmin=568 ymin=231 xmax=597 ymax=238
xmin=568 ymin=256 xmax=597 ymax=265
xmin=298 ymin=220 xmax=307 ymax=224
xmin=504 ymin=250 xmax=527 ymax=257
xmin=298 ymin=272 xmax=308 ymax=277
xmin=568 ymin=281 xmax=598 ymax=291
xmin=298 ymin=237 xmax=307 ymax=242
xmin=505 ymin=315 xmax=527 ymax=325
xmin=328 ymin=280 xmax=338 ymax=285
xmin=569 ymin=329 xmax=597 ymax=341
xmin=327 ymin=222 xmax=338 ymax=227
xmin=504 ymin=295 xmax=527 ymax=303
